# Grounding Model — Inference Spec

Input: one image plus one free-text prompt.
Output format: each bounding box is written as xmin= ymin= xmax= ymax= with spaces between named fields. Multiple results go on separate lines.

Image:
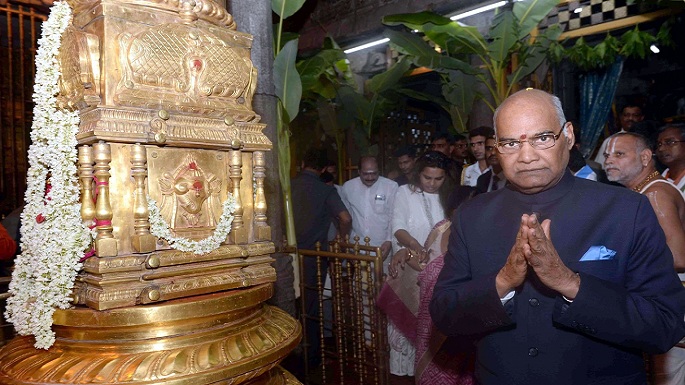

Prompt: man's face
xmin=325 ymin=165 xmax=337 ymax=179
xmin=397 ymin=155 xmax=415 ymax=176
xmin=453 ymin=139 xmax=469 ymax=159
xmin=495 ymin=94 xmax=573 ymax=194
xmin=469 ymin=135 xmax=487 ymax=161
xmin=619 ymin=106 xmax=643 ymax=130
xmin=431 ymin=139 xmax=453 ymax=156
xmin=485 ymin=138 xmax=499 ymax=168
xmin=359 ymin=158 xmax=380 ymax=187
xmin=656 ymin=127 xmax=685 ymax=168
xmin=604 ymin=136 xmax=645 ymax=186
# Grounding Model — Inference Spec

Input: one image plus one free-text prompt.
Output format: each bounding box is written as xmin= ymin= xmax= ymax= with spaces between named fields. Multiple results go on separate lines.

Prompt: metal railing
xmin=297 ymin=237 xmax=389 ymax=385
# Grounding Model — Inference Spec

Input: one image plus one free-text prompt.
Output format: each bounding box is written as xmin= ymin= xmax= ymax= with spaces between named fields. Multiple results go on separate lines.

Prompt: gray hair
xmin=493 ymin=90 xmax=567 ymax=136
xmin=610 ymin=131 xmax=650 ymax=153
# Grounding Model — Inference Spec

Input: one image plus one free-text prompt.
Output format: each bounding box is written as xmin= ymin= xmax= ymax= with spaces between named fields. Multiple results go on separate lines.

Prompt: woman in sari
xmin=414 ymin=186 xmax=478 ymax=385
xmin=377 ymin=151 xmax=454 ymax=378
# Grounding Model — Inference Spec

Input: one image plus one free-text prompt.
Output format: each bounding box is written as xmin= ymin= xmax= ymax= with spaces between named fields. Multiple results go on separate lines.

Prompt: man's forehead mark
xmin=520 ymin=134 xmax=527 ymax=140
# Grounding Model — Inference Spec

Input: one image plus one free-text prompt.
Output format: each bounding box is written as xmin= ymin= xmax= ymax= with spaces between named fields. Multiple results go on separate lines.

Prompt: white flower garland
xmin=147 ymin=194 xmax=236 ymax=254
xmin=5 ymin=1 xmax=91 ymax=350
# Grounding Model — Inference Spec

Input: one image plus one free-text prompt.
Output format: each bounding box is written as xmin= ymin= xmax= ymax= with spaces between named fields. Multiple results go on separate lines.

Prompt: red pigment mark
xmin=36 ymin=214 xmax=46 ymax=223
xmin=193 ymin=180 xmax=203 ymax=190
xmin=192 ymin=60 xmax=203 ymax=71
xmin=188 ymin=162 xmax=197 ymax=170
xmin=519 ymin=134 xmax=527 ymax=140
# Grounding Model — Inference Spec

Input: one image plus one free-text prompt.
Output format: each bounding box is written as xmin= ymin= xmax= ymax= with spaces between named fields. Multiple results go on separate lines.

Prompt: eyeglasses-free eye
xmin=496 ymin=126 xmax=565 ymax=154
xmin=656 ymin=140 xmax=685 ymax=148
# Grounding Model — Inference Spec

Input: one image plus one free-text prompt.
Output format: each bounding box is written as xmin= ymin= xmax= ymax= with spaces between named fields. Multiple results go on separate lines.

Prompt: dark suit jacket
xmin=430 ymin=171 xmax=685 ymax=385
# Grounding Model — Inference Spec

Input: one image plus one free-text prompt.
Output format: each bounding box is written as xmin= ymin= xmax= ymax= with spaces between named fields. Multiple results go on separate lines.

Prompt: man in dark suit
xmin=430 ymin=89 xmax=685 ymax=385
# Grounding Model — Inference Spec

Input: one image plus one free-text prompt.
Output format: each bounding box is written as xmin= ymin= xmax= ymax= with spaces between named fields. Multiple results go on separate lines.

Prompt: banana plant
xmin=272 ymin=0 xmax=306 ymax=250
xmin=383 ymin=0 xmax=560 ymax=130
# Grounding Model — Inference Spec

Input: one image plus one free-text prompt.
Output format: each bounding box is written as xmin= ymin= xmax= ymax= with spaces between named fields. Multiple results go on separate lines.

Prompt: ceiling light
xmin=573 ymin=7 xmax=583 ymax=14
xmin=343 ymin=38 xmax=391 ymax=54
xmin=450 ymin=1 xmax=508 ymax=21
xmin=343 ymin=0 xmax=508 ymax=54
xmin=650 ymin=44 xmax=660 ymax=54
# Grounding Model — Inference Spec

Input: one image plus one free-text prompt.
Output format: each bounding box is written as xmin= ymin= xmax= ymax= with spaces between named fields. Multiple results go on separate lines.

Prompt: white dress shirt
xmin=462 ymin=162 xmax=487 ymax=187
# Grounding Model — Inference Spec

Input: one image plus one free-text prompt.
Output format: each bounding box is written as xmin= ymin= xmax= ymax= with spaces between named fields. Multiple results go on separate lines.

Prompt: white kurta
xmin=341 ymin=176 xmax=397 ymax=248
xmin=387 ymin=184 xmax=446 ymax=376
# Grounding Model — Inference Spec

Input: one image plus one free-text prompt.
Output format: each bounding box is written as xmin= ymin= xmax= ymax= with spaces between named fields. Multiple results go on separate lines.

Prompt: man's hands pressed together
xmin=496 ymin=213 xmax=580 ymax=300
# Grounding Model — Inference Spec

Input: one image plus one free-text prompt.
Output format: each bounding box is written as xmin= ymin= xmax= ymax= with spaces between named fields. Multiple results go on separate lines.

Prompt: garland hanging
xmin=4 ymin=1 xmax=91 ymax=350
xmin=147 ymin=194 xmax=237 ymax=255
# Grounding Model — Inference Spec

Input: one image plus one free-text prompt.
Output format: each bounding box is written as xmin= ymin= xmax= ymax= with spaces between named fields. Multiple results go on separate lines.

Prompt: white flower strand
xmin=147 ymin=194 xmax=236 ymax=255
xmin=5 ymin=1 xmax=91 ymax=350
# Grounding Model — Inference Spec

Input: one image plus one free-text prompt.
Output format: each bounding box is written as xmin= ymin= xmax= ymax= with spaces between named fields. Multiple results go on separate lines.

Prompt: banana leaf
xmin=382 ymin=11 xmax=452 ymax=30
xmin=507 ymin=24 xmax=562 ymax=85
xmin=512 ymin=0 xmax=559 ymax=39
xmin=271 ymin=0 xmax=306 ymax=19
xmin=487 ymin=11 xmax=517 ymax=63
xmin=274 ymin=39 xmax=302 ymax=122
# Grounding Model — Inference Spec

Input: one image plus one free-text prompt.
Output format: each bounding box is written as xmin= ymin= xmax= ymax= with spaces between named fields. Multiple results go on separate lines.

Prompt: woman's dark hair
xmin=410 ymin=150 xmax=455 ymax=218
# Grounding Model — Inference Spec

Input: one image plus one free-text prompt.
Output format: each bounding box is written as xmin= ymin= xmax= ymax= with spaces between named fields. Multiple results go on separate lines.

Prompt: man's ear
xmin=640 ymin=148 xmax=653 ymax=167
xmin=565 ymin=122 xmax=576 ymax=149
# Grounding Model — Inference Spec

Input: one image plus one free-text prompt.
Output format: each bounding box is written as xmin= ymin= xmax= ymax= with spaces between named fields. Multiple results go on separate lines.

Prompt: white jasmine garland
xmin=147 ymin=194 xmax=236 ymax=254
xmin=5 ymin=1 xmax=91 ymax=350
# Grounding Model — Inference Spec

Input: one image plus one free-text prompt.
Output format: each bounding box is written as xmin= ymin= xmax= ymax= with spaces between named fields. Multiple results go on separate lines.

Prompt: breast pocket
xmin=373 ymin=195 xmax=388 ymax=215
xmin=573 ymin=260 xmax=622 ymax=283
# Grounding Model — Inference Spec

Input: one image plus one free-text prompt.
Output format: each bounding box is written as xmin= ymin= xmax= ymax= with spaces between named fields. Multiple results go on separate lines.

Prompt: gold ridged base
xmin=0 ymin=284 xmax=301 ymax=384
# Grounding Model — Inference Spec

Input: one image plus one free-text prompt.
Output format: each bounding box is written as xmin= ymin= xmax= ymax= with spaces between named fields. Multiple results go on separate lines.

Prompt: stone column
xmin=229 ymin=1 xmax=296 ymax=317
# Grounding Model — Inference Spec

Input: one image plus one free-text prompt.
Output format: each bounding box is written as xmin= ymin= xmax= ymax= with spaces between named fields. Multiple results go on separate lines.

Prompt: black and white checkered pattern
xmin=540 ymin=0 xmax=641 ymax=32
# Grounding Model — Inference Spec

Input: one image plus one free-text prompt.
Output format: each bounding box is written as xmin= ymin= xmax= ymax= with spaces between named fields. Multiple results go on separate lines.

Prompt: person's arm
xmin=552 ymin=196 xmax=685 ymax=354
xmin=394 ymin=229 xmax=424 ymax=259
xmin=336 ymin=210 xmax=352 ymax=240
xmin=327 ymin=187 xmax=351 ymax=241
xmin=643 ymin=184 xmax=685 ymax=272
xmin=430 ymin=207 xmax=517 ymax=336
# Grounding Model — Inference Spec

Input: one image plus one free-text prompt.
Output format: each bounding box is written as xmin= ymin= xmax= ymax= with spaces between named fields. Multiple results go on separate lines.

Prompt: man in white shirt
xmin=594 ymin=103 xmax=644 ymax=166
xmin=341 ymin=156 xmax=398 ymax=270
xmin=657 ymin=123 xmax=685 ymax=194
xmin=461 ymin=126 xmax=494 ymax=186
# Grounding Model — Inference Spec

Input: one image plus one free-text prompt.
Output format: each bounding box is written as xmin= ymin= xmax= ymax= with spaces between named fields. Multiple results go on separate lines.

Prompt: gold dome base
xmin=0 ymin=284 xmax=301 ymax=384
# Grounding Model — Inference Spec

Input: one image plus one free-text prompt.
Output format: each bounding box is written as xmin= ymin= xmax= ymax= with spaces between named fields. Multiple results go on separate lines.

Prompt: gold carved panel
xmin=116 ymin=23 xmax=256 ymax=121
xmin=57 ymin=26 xmax=101 ymax=109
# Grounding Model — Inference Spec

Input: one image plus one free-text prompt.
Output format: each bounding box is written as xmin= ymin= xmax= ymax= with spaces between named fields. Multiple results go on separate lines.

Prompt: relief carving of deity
xmin=158 ymin=155 xmax=222 ymax=231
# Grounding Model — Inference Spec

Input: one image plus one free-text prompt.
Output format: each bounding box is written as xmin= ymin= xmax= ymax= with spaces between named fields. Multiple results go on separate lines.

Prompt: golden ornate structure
xmin=0 ymin=0 xmax=300 ymax=383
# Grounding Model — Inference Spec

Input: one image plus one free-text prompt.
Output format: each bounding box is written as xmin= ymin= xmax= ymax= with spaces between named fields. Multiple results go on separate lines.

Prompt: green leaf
xmin=366 ymin=56 xmax=412 ymax=94
xmin=297 ymin=49 xmax=346 ymax=78
xmin=414 ymin=55 xmax=477 ymax=74
xmin=487 ymin=11 xmax=517 ymax=62
xmin=385 ymin=29 xmax=437 ymax=58
xmin=274 ymin=39 xmax=302 ymax=122
xmin=278 ymin=32 xmax=300 ymax=51
xmin=507 ymin=24 xmax=561 ymax=85
xmin=316 ymin=98 xmax=341 ymax=138
xmin=382 ymin=11 xmax=452 ymax=30
xmin=620 ymin=26 xmax=655 ymax=59
xmin=271 ymin=0 xmax=307 ymax=19
xmin=423 ymin=22 xmax=488 ymax=57
xmin=441 ymin=70 xmax=477 ymax=132
xmin=512 ymin=0 xmax=559 ymax=38
xmin=337 ymin=85 xmax=372 ymax=123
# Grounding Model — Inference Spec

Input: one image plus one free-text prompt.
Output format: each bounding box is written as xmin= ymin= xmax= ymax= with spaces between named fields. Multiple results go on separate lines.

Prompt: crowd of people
xmin=291 ymin=89 xmax=685 ymax=385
